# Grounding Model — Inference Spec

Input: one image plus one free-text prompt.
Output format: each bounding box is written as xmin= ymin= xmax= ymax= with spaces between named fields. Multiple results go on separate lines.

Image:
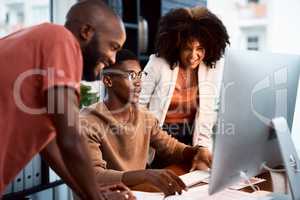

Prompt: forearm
xmin=156 ymin=143 xmax=188 ymax=164
xmin=57 ymin=129 xmax=99 ymax=200
xmin=122 ymin=170 xmax=146 ymax=187
xmin=93 ymin=168 xmax=124 ymax=185
xmin=151 ymin=126 xmax=187 ymax=163
xmin=40 ymin=139 xmax=84 ymax=198
xmin=48 ymin=87 xmax=100 ymax=200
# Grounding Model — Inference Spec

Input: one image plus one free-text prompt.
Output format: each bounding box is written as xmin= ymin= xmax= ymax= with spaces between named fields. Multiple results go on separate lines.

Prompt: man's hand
xmin=122 ymin=169 xmax=187 ymax=197
xmin=183 ymin=146 xmax=212 ymax=171
xmin=98 ymin=183 xmax=136 ymax=200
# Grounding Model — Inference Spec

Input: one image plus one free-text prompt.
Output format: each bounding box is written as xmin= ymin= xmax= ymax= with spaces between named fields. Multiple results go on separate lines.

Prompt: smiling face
xmin=179 ymin=38 xmax=205 ymax=69
xmin=82 ymin=19 xmax=126 ymax=81
xmin=103 ymin=59 xmax=142 ymax=105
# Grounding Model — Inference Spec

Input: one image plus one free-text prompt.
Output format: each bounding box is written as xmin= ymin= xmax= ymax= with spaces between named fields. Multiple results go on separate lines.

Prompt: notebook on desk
xmin=179 ymin=170 xmax=210 ymax=188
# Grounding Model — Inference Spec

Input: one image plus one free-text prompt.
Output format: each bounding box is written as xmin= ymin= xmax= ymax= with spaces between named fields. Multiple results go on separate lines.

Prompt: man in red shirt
xmin=0 ymin=1 xmax=134 ymax=200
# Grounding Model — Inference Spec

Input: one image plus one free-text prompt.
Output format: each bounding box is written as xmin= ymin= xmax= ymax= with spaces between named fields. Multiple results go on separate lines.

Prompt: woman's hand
xmin=183 ymin=146 xmax=212 ymax=171
xmin=190 ymin=147 xmax=212 ymax=171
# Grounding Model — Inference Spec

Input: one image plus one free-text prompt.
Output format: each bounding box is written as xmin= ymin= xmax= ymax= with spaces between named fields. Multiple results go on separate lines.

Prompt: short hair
xmin=65 ymin=0 xmax=117 ymax=27
xmin=115 ymin=49 xmax=139 ymax=65
xmin=156 ymin=7 xmax=230 ymax=69
xmin=101 ymin=49 xmax=139 ymax=83
xmin=103 ymin=49 xmax=139 ymax=72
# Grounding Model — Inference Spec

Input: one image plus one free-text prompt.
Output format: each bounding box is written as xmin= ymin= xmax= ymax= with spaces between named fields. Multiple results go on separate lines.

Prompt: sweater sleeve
xmin=148 ymin=115 xmax=187 ymax=163
xmin=80 ymin=117 xmax=124 ymax=184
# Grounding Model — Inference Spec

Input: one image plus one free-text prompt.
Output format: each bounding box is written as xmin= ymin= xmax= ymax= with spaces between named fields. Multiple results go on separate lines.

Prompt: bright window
xmin=0 ymin=0 xmax=51 ymax=37
xmin=247 ymin=36 xmax=259 ymax=51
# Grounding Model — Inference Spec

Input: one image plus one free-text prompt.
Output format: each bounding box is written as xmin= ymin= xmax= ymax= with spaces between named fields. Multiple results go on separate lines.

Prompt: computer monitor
xmin=291 ymin=79 xmax=300 ymax=157
xmin=209 ymin=49 xmax=300 ymax=198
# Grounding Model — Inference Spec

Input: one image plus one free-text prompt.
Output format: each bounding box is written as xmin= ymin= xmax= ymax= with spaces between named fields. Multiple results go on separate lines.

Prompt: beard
xmin=82 ymin=35 xmax=101 ymax=81
xmin=82 ymin=55 xmax=98 ymax=81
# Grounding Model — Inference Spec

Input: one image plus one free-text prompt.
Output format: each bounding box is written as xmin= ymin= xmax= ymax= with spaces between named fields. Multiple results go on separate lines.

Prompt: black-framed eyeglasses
xmin=102 ymin=69 xmax=146 ymax=81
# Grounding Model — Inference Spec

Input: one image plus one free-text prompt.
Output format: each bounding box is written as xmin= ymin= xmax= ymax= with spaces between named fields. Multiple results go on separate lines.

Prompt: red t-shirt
xmin=0 ymin=23 xmax=82 ymax=194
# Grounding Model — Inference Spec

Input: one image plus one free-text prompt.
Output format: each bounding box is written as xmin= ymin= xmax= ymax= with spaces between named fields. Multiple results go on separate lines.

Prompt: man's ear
xmin=79 ymin=24 xmax=95 ymax=42
xmin=103 ymin=76 xmax=113 ymax=87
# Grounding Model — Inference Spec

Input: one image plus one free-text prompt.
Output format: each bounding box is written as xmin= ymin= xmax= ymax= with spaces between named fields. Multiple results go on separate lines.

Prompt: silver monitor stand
xmin=242 ymin=117 xmax=300 ymax=200
xmin=266 ymin=117 xmax=300 ymax=200
xmin=255 ymin=117 xmax=300 ymax=200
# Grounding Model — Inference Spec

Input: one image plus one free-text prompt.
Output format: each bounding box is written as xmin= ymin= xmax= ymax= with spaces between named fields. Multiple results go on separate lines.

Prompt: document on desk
xmin=133 ymin=185 xmax=264 ymax=200
xmin=132 ymin=191 xmax=164 ymax=200
xmin=201 ymin=176 xmax=266 ymax=190
xmin=179 ymin=170 xmax=210 ymax=187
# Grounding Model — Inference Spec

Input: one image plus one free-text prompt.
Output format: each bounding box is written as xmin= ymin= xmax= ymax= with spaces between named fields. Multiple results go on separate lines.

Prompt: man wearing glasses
xmin=80 ymin=49 xmax=212 ymax=197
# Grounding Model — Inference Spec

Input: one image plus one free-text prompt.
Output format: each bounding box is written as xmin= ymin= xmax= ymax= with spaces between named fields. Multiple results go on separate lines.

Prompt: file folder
xmin=32 ymin=154 xmax=42 ymax=186
xmin=13 ymin=170 xmax=24 ymax=192
xmin=24 ymin=160 xmax=34 ymax=189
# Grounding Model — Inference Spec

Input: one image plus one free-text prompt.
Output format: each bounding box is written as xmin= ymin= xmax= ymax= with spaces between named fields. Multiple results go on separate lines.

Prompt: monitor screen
xmin=209 ymin=49 xmax=300 ymax=194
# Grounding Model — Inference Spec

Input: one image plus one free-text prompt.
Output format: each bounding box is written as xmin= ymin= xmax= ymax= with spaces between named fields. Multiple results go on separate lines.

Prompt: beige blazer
xmin=139 ymin=54 xmax=224 ymax=149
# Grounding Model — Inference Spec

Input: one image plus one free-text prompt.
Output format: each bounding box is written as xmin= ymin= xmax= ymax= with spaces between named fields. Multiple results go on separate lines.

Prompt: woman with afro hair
xmin=140 ymin=7 xmax=230 ymax=167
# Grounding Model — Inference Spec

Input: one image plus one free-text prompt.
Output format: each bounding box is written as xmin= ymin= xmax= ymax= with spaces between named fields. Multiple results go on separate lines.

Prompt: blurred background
xmin=1 ymin=0 xmax=299 ymax=199
xmin=1 ymin=0 xmax=300 ymax=57
xmin=208 ymin=0 xmax=300 ymax=54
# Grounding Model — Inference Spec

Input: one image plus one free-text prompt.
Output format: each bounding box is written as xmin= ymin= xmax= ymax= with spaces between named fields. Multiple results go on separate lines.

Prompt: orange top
xmin=165 ymin=68 xmax=198 ymax=123
xmin=0 ymin=23 xmax=82 ymax=194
